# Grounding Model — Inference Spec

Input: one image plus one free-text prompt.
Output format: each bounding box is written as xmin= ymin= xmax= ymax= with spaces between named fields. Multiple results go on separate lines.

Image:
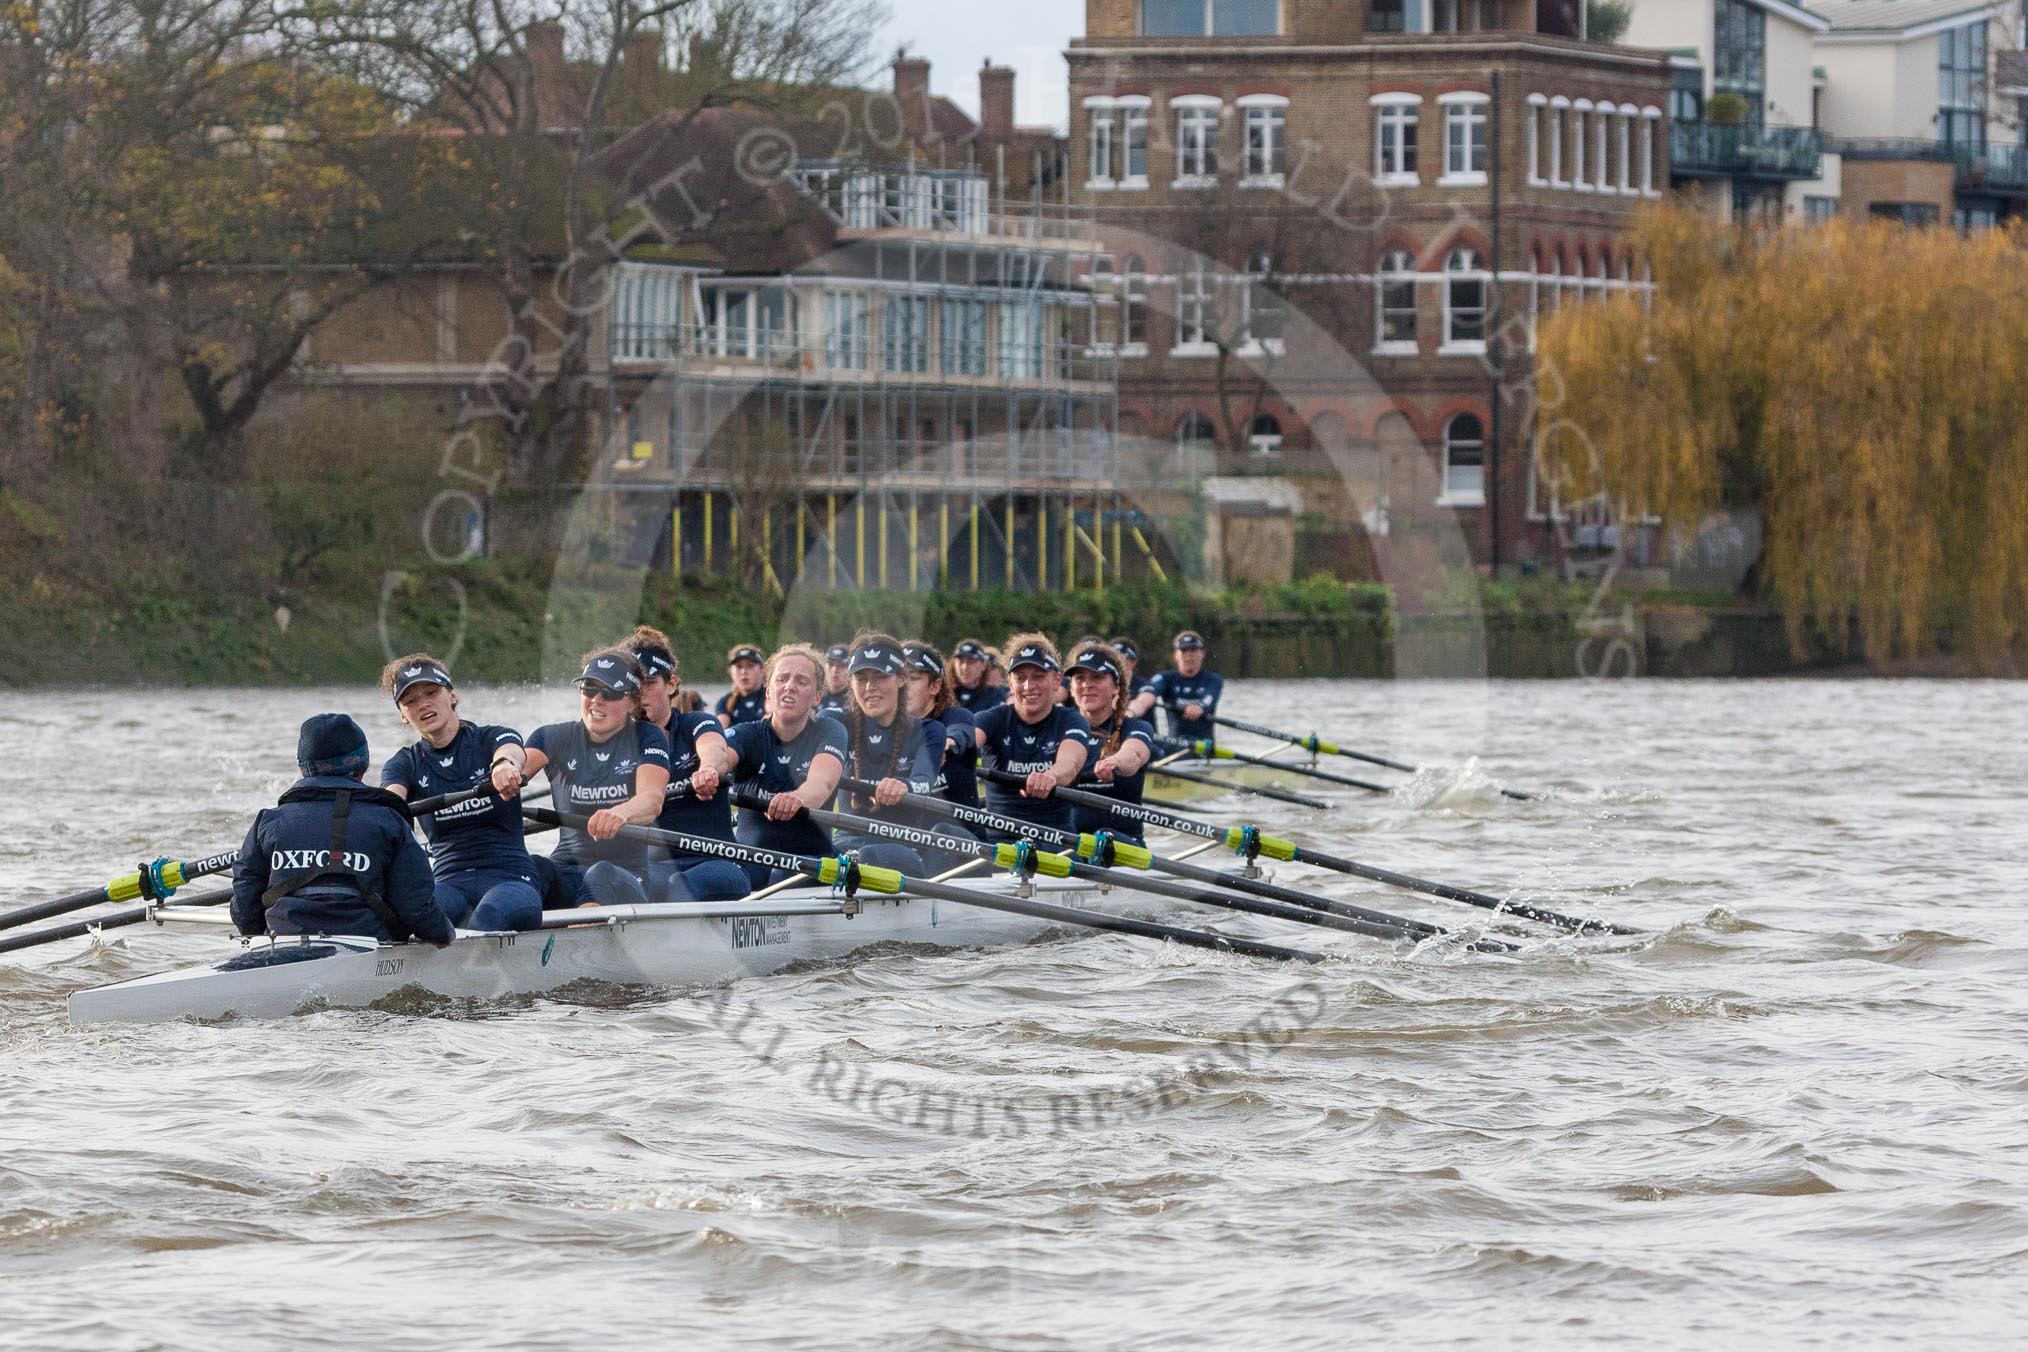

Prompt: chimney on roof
xmin=980 ymin=61 xmax=1015 ymax=138
xmin=621 ymin=26 xmax=664 ymax=104
xmin=893 ymin=49 xmax=932 ymax=142
xmin=526 ymin=19 xmax=565 ymax=76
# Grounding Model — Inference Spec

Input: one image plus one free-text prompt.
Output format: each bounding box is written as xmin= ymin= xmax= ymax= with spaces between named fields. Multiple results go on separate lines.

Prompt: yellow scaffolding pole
xmin=856 ymin=499 xmax=866 ymax=584
xmin=827 ymin=495 xmax=838 ymax=587
xmin=703 ymin=494 xmax=714 ymax=573
xmin=1065 ymin=505 xmax=1075 ymax=591
xmin=1074 ymin=519 xmax=1107 ymax=594
xmin=1130 ymin=526 xmax=1168 ymax=585
xmin=969 ymin=503 xmax=980 ymax=591
xmin=1113 ymin=514 xmax=1123 ymax=581
xmin=796 ymin=501 xmax=807 ymax=578
xmin=878 ymin=499 xmax=889 ymax=589
xmin=908 ymin=501 xmax=919 ymax=593
xmin=1038 ymin=498 xmax=1048 ymax=591
xmin=671 ymin=503 xmax=682 ymax=576
xmin=762 ymin=511 xmax=781 ymax=596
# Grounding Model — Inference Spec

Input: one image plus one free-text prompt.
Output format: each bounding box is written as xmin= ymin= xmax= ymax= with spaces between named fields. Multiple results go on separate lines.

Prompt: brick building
xmin=1065 ymin=0 xmax=1672 ymax=579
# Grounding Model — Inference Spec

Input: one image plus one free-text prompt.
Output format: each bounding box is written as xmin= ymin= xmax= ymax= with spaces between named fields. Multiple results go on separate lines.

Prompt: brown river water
xmin=1 ymin=679 xmax=2023 ymax=1350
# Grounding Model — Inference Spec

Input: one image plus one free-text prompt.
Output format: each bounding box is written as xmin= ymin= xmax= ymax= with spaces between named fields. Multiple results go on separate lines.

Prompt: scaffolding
xmin=605 ymin=161 xmax=1139 ymax=592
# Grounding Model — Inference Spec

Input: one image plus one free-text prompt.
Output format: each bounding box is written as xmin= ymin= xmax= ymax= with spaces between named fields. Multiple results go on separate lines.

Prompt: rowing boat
xmin=1143 ymin=758 xmax=1323 ymax=804
xmin=66 ymin=876 xmax=1138 ymax=1026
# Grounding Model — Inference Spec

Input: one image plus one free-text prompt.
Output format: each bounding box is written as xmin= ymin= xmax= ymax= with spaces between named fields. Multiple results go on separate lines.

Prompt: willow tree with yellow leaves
xmin=1537 ymin=206 xmax=2028 ymax=668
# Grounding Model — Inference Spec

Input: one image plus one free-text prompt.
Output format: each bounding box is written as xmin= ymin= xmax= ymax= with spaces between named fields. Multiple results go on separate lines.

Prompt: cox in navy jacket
xmin=230 ymin=775 xmax=453 ymax=944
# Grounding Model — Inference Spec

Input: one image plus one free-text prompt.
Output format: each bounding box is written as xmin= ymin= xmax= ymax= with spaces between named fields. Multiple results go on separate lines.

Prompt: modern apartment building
xmin=1066 ymin=0 xmax=1672 ymax=576
xmin=1623 ymin=0 xmax=1832 ymax=221
xmin=1624 ymin=0 xmax=2028 ymax=227
xmin=1814 ymin=0 xmax=2028 ymax=228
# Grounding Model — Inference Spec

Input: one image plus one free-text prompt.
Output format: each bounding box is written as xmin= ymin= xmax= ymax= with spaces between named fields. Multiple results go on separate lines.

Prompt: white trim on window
xmin=1171 ymin=94 xmax=1222 ymax=108
xmin=1372 ymin=93 xmax=1422 ymax=188
xmin=1439 ymin=93 xmax=1490 ymax=187
xmin=1548 ymin=96 xmax=1569 ymax=187
xmin=1438 ymin=412 xmax=1487 ymax=508
xmin=1640 ymin=106 xmax=1662 ymax=196
xmin=1235 ymin=93 xmax=1289 ymax=108
xmin=1526 ymin=95 xmax=1545 ymax=185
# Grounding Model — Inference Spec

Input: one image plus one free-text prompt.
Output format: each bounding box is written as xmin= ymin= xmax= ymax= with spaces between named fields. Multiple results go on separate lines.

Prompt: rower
xmin=376 ymin=653 xmax=542 ymax=932
xmin=625 ymin=626 xmax=750 ymax=903
xmin=230 ymin=713 xmax=454 ymax=947
xmin=715 ymin=644 xmax=768 ymax=727
xmin=1064 ymin=641 xmax=1157 ymax=846
xmin=971 ymin=633 xmax=1095 ymax=839
xmin=948 ymin=638 xmax=1004 ymax=712
xmin=826 ymin=632 xmax=942 ymax=874
xmin=1127 ymin=629 xmax=1224 ymax=746
xmin=817 ymin=644 xmax=852 ymax=715
xmin=1109 ymin=636 xmax=1152 ymax=698
xmin=520 ymin=649 xmax=673 ymax=907
xmin=719 ymin=643 xmax=848 ymax=887
xmin=903 ymin=640 xmax=981 ymax=812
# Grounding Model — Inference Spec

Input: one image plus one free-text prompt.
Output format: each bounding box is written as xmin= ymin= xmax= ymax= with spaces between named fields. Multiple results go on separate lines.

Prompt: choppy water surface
xmin=2 ymin=679 xmax=2024 ymax=1350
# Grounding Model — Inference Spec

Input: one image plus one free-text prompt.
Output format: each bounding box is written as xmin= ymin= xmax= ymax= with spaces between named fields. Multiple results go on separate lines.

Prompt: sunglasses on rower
xmin=577 ymin=682 xmax=632 ymax=702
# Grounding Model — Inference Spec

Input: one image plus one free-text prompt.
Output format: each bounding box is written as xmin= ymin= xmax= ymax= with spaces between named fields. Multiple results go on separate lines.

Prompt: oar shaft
xmin=0 ymin=889 xmax=233 ymax=957
xmin=1285 ymin=842 xmax=1638 ymax=936
xmin=1161 ymin=739 xmax=1391 ymax=794
xmin=1146 ymin=760 xmax=1332 ymax=809
xmin=893 ymin=873 xmax=1326 ymax=965
xmin=1 ymin=850 xmax=240 ymax=934
xmin=935 ymin=774 xmax=1498 ymax=949
xmin=781 ymin=796 xmax=1426 ymax=945
xmin=522 ymin=806 xmax=896 ymax=894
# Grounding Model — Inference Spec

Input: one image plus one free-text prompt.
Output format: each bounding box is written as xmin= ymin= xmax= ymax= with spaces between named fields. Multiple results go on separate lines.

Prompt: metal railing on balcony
xmin=1826 ymin=137 xmax=2028 ymax=195
xmin=1670 ymin=122 xmax=1822 ymax=180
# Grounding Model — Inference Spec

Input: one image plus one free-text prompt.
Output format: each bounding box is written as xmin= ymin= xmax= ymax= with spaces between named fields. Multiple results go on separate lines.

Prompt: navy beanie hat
xmin=298 ymin=713 xmax=369 ymax=777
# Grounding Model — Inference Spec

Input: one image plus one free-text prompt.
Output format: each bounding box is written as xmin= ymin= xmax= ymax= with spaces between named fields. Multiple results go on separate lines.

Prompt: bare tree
xmin=304 ymin=0 xmax=887 ymax=495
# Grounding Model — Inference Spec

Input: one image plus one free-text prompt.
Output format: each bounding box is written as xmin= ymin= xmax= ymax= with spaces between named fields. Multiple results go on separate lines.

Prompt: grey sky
xmin=875 ymin=0 xmax=1085 ymax=126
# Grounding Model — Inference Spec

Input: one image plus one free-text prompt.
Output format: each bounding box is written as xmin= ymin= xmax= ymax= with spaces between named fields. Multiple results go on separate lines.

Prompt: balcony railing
xmin=1670 ymin=122 xmax=1822 ymax=180
xmin=1827 ymin=138 xmax=2028 ymax=196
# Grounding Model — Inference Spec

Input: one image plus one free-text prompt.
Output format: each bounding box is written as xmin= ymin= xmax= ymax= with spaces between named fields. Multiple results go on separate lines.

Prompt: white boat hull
xmin=67 ymin=879 xmax=1124 ymax=1025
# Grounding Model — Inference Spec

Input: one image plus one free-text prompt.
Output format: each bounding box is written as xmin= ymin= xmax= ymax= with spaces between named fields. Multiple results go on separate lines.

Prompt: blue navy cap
xmin=848 ymin=641 xmax=905 ymax=677
xmin=1109 ymin=637 xmax=1139 ymax=661
xmin=953 ymin=640 xmax=988 ymax=661
xmin=728 ymin=645 xmax=765 ymax=667
xmin=577 ymin=655 xmax=640 ymax=696
xmin=1007 ymin=643 xmax=1059 ymax=673
xmin=903 ymin=644 xmax=944 ymax=677
xmin=297 ymin=713 xmax=368 ymax=777
xmin=631 ymin=643 xmax=675 ymax=680
xmin=826 ymin=645 xmax=850 ymax=663
xmin=390 ymin=659 xmax=453 ymax=701
xmin=1173 ymin=631 xmax=1206 ymax=651
xmin=1070 ymin=647 xmax=1123 ymax=681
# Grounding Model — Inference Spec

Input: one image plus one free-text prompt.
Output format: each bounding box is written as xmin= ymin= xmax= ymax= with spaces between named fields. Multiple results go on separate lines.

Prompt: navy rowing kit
xmin=1145 ymin=669 xmax=1224 ymax=743
xmin=380 ymin=723 xmax=531 ymax=877
xmin=715 ymin=688 xmax=767 ymax=726
xmin=527 ymin=719 xmax=672 ymax=875
xmin=953 ymin=683 xmax=1005 ymax=713
xmin=932 ymin=704 xmax=980 ymax=808
xmin=1073 ymin=714 xmax=1157 ymax=844
xmin=379 ymin=722 xmax=542 ymax=931
xmin=725 ymin=715 xmax=850 ymax=867
xmin=973 ymin=703 xmax=1097 ymax=834
xmin=230 ymin=775 xmax=452 ymax=944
